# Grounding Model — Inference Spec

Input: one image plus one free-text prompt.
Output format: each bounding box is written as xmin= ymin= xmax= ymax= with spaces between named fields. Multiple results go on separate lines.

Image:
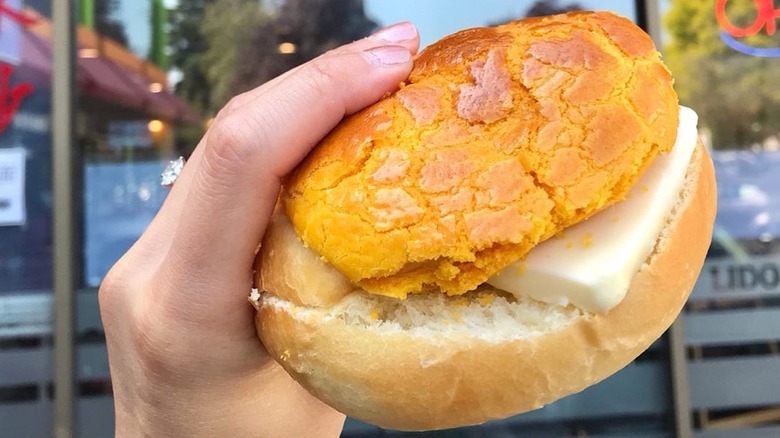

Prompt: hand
xmin=99 ymin=22 xmax=420 ymax=437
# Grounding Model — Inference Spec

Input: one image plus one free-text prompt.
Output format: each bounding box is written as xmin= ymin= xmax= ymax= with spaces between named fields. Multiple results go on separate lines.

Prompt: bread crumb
xmin=452 ymin=311 xmax=463 ymax=323
xmin=581 ymin=232 xmax=594 ymax=248
xmin=248 ymin=289 xmax=261 ymax=309
xmin=370 ymin=308 xmax=381 ymax=321
xmin=478 ymin=293 xmax=495 ymax=306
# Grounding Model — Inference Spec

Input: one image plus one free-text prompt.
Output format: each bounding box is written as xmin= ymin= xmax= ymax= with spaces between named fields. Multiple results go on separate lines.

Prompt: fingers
xmin=155 ymin=25 xmax=419 ymax=317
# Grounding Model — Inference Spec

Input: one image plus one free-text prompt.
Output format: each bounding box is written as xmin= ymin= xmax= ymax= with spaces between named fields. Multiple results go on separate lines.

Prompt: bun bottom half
xmin=254 ymin=141 xmax=716 ymax=431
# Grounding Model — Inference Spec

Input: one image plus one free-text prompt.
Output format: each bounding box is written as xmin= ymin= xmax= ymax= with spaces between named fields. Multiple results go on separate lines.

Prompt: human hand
xmin=99 ymin=22 xmax=419 ymax=437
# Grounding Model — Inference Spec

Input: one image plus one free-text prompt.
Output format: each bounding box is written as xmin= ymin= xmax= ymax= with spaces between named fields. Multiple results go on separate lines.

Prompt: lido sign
xmin=691 ymin=254 xmax=780 ymax=301
xmin=716 ymin=0 xmax=780 ymax=56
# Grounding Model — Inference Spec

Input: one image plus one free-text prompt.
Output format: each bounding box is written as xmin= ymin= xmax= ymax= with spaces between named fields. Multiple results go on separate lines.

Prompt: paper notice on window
xmin=0 ymin=147 xmax=26 ymax=226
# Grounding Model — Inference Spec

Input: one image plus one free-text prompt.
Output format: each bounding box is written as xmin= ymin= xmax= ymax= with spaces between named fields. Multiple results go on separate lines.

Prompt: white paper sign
xmin=0 ymin=147 xmax=25 ymax=225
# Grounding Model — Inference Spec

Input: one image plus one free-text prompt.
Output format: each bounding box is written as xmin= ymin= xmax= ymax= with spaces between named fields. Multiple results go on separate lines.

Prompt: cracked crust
xmin=282 ymin=11 xmax=679 ymax=299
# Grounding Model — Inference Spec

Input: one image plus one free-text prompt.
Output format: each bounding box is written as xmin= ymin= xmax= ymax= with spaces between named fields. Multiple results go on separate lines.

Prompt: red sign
xmin=0 ymin=0 xmax=34 ymax=132
xmin=0 ymin=0 xmax=35 ymax=28
xmin=0 ymin=63 xmax=33 ymax=133
xmin=716 ymin=0 xmax=780 ymax=56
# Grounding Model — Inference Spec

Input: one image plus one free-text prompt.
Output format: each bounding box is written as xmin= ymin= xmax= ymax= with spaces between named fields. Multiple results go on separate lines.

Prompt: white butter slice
xmin=487 ymin=107 xmax=699 ymax=313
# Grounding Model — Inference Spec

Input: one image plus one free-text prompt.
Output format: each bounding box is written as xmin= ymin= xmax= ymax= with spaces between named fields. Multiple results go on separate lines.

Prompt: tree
xmin=169 ymin=0 xmax=216 ymax=113
xmin=95 ymin=0 xmax=128 ymax=46
xmin=200 ymin=0 xmax=272 ymax=109
xmin=665 ymin=0 xmax=780 ymax=149
xmin=170 ymin=0 xmax=378 ymax=112
xmin=223 ymin=0 xmax=378 ymax=108
xmin=149 ymin=0 xmax=169 ymax=69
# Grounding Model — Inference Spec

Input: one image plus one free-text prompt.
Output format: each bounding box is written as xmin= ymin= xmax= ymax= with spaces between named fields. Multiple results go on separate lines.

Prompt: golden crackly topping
xmin=283 ymin=11 xmax=679 ymax=299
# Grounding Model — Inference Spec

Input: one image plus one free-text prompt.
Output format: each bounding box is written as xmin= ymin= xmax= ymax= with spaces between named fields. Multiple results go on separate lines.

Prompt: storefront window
xmin=0 ymin=0 xmax=54 ymax=436
xmin=0 ymin=0 xmax=52 ymax=294
xmin=10 ymin=1 xmax=780 ymax=436
xmin=662 ymin=0 xmax=780 ymax=435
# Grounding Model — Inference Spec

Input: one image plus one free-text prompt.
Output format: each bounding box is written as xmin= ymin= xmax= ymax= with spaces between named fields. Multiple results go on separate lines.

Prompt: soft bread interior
xmin=254 ymin=141 xmax=716 ymax=430
xmin=259 ymin=209 xmax=586 ymax=341
xmin=262 ymin=287 xmax=586 ymax=342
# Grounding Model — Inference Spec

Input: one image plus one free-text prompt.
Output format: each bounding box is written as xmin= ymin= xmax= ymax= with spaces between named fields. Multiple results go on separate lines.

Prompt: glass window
xmin=661 ymin=0 xmax=780 ymax=435
xmin=15 ymin=1 xmax=737 ymax=437
xmin=0 ymin=1 xmax=55 ymax=436
xmin=74 ymin=1 xmax=197 ymax=434
xmin=0 ymin=0 xmax=53 ymax=294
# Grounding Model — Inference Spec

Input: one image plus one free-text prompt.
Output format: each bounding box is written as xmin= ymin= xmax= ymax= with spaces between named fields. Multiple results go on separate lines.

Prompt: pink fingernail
xmin=371 ymin=22 xmax=418 ymax=43
xmin=364 ymin=45 xmax=412 ymax=66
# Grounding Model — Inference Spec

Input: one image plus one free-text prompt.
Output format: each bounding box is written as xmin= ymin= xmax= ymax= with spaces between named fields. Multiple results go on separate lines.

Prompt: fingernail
xmin=364 ymin=45 xmax=412 ymax=66
xmin=371 ymin=22 xmax=418 ymax=43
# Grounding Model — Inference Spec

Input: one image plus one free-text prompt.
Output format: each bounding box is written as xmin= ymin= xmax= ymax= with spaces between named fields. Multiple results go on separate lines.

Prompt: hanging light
xmin=78 ymin=48 xmax=99 ymax=58
xmin=277 ymin=42 xmax=297 ymax=54
xmin=148 ymin=120 xmax=164 ymax=133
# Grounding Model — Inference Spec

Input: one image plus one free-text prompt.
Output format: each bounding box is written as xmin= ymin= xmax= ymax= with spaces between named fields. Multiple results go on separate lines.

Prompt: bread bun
xmin=255 ymin=141 xmax=715 ymax=430
xmin=282 ymin=11 xmax=679 ymax=299
xmin=252 ymin=11 xmax=717 ymax=431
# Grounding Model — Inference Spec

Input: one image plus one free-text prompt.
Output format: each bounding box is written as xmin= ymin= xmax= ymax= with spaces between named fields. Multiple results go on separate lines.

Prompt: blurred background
xmin=1 ymin=0 xmax=779 ymax=436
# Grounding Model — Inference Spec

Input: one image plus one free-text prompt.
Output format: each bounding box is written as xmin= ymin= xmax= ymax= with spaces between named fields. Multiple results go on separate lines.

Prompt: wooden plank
xmin=0 ymin=349 xmax=50 ymax=386
xmin=696 ymin=425 xmax=780 ymax=438
xmin=689 ymin=357 xmax=780 ymax=409
xmin=0 ymin=290 xmax=104 ymax=339
xmin=0 ymin=344 xmax=110 ymax=387
xmin=706 ymin=406 xmax=780 ymax=429
xmin=342 ymin=418 xmax=379 ymax=433
xmin=76 ymin=291 xmax=103 ymax=335
xmin=685 ymin=308 xmax=780 ymax=346
xmin=77 ymin=396 xmax=115 ymax=437
xmin=0 ymin=401 xmax=52 ymax=437
xmin=0 ymin=397 xmax=116 ymax=438
xmin=77 ymin=344 xmax=111 ymax=381
xmin=0 ymin=292 xmax=53 ymax=338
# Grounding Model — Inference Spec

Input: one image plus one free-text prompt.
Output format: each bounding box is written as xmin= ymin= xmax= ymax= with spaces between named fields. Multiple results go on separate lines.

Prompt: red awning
xmin=19 ymin=28 xmax=51 ymax=85
xmin=19 ymin=27 xmax=199 ymax=124
xmin=79 ymin=56 xmax=148 ymax=110
xmin=107 ymin=61 xmax=199 ymax=123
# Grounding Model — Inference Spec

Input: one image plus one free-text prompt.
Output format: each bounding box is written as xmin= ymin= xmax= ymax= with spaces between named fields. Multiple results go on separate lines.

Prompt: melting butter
xmin=487 ymin=107 xmax=699 ymax=313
